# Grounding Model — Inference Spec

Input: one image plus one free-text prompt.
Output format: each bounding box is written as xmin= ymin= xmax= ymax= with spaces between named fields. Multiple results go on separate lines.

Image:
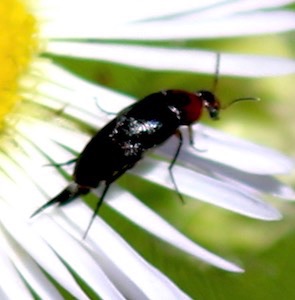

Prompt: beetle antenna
xmin=221 ymin=97 xmax=260 ymax=110
xmin=212 ymin=53 xmax=221 ymax=94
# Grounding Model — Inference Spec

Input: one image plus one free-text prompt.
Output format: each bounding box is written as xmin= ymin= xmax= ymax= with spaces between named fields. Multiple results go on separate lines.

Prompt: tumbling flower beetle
xmin=31 ymin=54 xmax=258 ymax=238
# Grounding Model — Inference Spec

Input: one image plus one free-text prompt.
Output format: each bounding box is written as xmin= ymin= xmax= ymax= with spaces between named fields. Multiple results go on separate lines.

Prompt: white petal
xmin=0 ymin=290 xmax=9 ymax=300
xmin=8 ymin=126 xmax=162 ymax=299
xmin=1 ymin=199 xmax=122 ymax=299
xmin=0 ymin=152 xmax=51 ymax=214
xmin=185 ymin=125 xmax=295 ymax=174
xmin=0 ymin=202 xmax=88 ymax=299
xmin=156 ymin=128 xmax=295 ymax=199
xmin=166 ymin=150 xmax=295 ymax=199
xmin=55 ymin=201 xmax=190 ymax=300
xmin=16 ymin=120 xmax=243 ymax=271
xmin=42 ymin=9 xmax=295 ymax=40
xmin=2 ymin=127 xmax=72 ymax=212
xmin=26 ymin=60 xmax=133 ymax=112
xmin=38 ymin=0 xmax=294 ymax=31
xmin=7 ymin=127 xmax=190 ymax=298
xmin=135 ymin=9 xmax=295 ymax=40
xmin=173 ymin=0 xmax=295 ymax=21
xmin=39 ymin=0 xmax=217 ymax=27
xmin=0 ymin=233 xmax=63 ymax=300
xmin=131 ymin=157 xmax=282 ymax=220
xmin=0 ymin=235 xmax=33 ymax=300
xmin=217 ymin=172 xmax=295 ymax=201
xmin=46 ymin=42 xmax=295 ymax=77
xmin=103 ymin=186 xmax=243 ymax=272
xmin=32 ymin=216 xmax=125 ymax=300
xmin=16 ymin=119 xmax=87 ymax=165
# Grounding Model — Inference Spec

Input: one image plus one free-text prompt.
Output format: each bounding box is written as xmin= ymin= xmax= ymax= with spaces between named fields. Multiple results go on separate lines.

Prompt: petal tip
xmin=262 ymin=209 xmax=283 ymax=221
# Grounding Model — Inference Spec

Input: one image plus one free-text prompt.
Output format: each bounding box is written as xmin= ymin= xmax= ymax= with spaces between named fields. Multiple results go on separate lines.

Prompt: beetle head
xmin=196 ymin=90 xmax=220 ymax=120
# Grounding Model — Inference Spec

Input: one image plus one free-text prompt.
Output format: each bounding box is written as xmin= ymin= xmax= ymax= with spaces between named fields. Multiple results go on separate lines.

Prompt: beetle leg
xmin=188 ymin=125 xmax=207 ymax=152
xmin=95 ymin=97 xmax=118 ymax=116
xmin=83 ymin=183 xmax=111 ymax=239
xmin=44 ymin=158 xmax=77 ymax=168
xmin=168 ymin=130 xmax=185 ymax=204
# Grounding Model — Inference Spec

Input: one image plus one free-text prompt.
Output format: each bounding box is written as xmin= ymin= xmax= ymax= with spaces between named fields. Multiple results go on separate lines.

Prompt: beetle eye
xmin=208 ymin=107 xmax=219 ymax=120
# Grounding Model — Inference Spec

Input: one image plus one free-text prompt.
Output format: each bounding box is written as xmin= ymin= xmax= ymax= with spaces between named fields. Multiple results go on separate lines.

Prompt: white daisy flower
xmin=1 ymin=0 xmax=294 ymax=298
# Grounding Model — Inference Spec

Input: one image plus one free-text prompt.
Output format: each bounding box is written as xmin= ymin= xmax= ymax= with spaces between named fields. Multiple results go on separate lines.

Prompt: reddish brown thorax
xmin=181 ymin=92 xmax=204 ymax=125
xmin=164 ymin=90 xmax=203 ymax=125
xmin=166 ymin=89 xmax=221 ymax=125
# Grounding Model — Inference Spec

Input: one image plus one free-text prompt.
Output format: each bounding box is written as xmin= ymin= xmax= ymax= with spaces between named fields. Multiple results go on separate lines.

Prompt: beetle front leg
xmin=188 ymin=125 xmax=207 ymax=152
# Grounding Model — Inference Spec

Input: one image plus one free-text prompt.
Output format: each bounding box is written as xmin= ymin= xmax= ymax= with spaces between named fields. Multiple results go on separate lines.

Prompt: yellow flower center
xmin=0 ymin=0 xmax=39 ymax=128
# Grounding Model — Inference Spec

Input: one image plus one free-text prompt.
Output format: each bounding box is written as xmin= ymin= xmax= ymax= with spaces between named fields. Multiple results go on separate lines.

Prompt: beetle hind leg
xmin=43 ymin=158 xmax=77 ymax=168
xmin=83 ymin=183 xmax=111 ymax=239
xmin=168 ymin=130 xmax=185 ymax=204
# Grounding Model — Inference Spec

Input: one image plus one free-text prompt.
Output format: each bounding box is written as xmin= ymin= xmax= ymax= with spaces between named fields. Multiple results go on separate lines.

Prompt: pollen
xmin=0 ymin=0 xmax=39 ymax=128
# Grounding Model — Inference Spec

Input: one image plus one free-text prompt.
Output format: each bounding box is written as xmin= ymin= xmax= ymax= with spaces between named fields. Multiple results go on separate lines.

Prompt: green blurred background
xmin=47 ymin=29 xmax=295 ymax=299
